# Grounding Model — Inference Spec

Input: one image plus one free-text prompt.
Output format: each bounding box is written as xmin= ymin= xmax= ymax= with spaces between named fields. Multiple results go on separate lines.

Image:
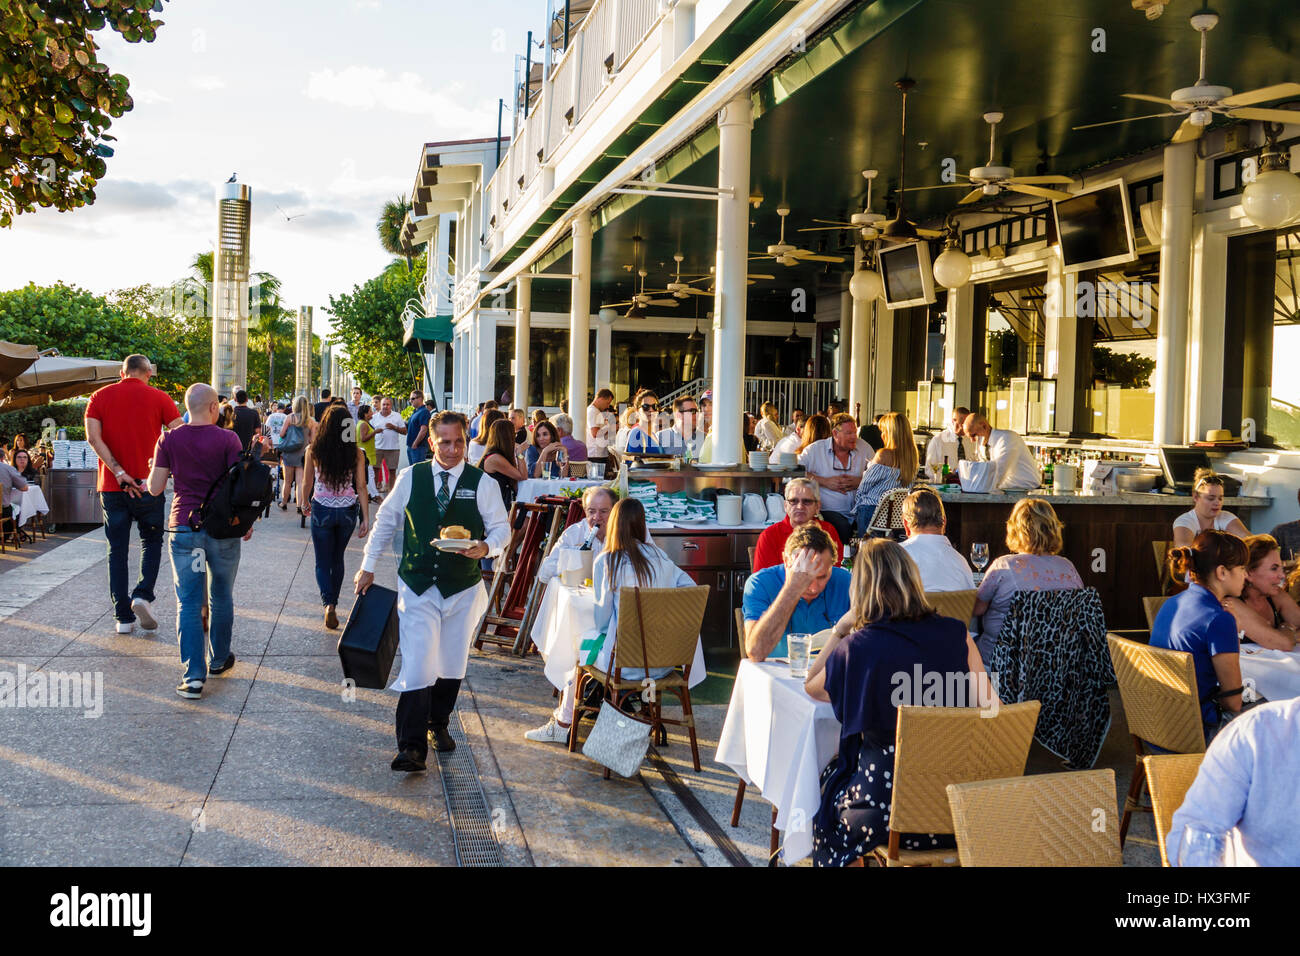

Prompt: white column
xmin=432 ymin=341 xmax=447 ymax=411
xmin=595 ymin=320 xmax=612 ymax=390
xmin=568 ymin=214 xmax=593 ymax=414
xmin=838 ymin=290 xmax=852 ymax=399
xmin=514 ymin=276 xmax=532 ymax=410
xmin=1154 ymin=140 xmax=1196 ymax=446
xmin=872 ymin=302 xmax=893 ymax=416
xmin=477 ymin=310 xmax=496 ymax=404
xmin=848 ymin=246 xmax=873 ymax=422
xmin=946 ymin=281 xmax=975 ymax=411
xmin=1043 ymin=255 xmax=1076 ymax=434
xmin=711 ymin=93 xmax=753 ymax=465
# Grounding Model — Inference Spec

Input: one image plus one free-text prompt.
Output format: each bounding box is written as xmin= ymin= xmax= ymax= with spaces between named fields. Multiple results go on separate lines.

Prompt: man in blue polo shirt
xmin=742 ymin=524 xmax=851 ymax=662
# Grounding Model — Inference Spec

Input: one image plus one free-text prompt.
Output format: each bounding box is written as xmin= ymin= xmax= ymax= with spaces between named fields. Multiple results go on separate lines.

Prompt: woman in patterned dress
xmin=852 ymin=411 xmax=918 ymax=535
xmin=805 ymin=538 xmax=991 ymax=866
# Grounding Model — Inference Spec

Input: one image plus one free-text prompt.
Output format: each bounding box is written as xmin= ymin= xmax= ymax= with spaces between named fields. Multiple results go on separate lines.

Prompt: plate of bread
xmin=431 ymin=525 xmax=481 ymax=551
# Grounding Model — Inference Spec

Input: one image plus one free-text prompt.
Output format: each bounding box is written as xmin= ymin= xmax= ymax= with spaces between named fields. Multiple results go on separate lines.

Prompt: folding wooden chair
xmin=1143 ymin=753 xmax=1204 ymax=867
xmin=0 ymin=507 xmax=21 ymax=552
xmin=1107 ymin=634 xmax=1206 ymax=848
xmin=474 ymin=501 xmax=562 ymax=651
xmin=873 ymin=701 xmax=1041 ymax=866
xmin=946 ymin=770 xmax=1122 ymax=866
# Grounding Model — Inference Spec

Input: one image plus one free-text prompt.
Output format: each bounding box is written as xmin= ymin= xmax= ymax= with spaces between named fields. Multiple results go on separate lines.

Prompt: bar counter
xmin=933 ymin=487 xmax=1272 ymax=629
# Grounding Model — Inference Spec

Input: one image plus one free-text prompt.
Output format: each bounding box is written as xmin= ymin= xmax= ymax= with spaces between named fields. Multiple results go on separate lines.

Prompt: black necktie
xmin=957 ymin=437 xmax=966 ymax=461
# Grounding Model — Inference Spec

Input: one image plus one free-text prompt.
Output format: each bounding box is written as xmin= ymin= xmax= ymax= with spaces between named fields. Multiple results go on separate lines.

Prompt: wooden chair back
xmin=1142 ymin=595 xmax=1168 ymax=631
xmin=612 ymin=586 xmax=709 ymax=675
xmin=1142 ymin=753 xmax=1204 ymax=867
xmin=888 ymin=700 xmax=1041 ymax=837
xmin=926 ymin=589 xmax=977 ymax=626
xmin=946 ymin=770 xmax=1122 ymax=866
xmin=1107 ymin=634 xmax=1207 ymax=755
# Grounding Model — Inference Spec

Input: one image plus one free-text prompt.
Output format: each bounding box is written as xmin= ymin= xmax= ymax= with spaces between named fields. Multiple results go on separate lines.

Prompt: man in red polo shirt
xmin=751 ymin=476 xmax=844 ymax=572
xmin=85 ymin=354 xmax=183 ymax=634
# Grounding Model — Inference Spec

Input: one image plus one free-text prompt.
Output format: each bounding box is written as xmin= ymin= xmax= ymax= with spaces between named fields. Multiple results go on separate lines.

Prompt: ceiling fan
xmin=905 ymin=112 xmax=1073 ymax=204
xmin=1072 ymin=7 xmax=1300 ymax=144
xmin=798 ymin=169 xmax=888 ymax=240
xmin=749 ymin=205 xmax=846 ymax=266
xmin=685 ymin=265 xmax=776 ymax=292
xmin=881 ymin=77 xmax=944 ymax=241
xmin=600 ymin=268 xmax=680 ymax=317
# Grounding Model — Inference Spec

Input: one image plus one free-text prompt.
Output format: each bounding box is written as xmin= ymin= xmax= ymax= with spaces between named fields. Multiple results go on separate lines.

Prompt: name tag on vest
xmin=454 ymin=487 xmax=476 ymax=499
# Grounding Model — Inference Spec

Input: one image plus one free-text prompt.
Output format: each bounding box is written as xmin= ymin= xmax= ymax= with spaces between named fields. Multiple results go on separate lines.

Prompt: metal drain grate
xmin=436 ymin=709 xmax=504 ymax=867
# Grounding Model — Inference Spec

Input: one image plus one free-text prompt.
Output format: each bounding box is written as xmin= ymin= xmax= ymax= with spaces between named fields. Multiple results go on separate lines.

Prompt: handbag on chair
xmin=582 ymin=587 xmax=655 ymax=777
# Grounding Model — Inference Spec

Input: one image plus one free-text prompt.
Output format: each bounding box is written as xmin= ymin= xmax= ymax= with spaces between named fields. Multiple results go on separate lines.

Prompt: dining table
xmin=715 ymin=659 xmax=841 ymax=865
xmin=1239 ymin=644 xmax=1300 ymax=703
xmin=516 ymin=477 xmax=605 ymax=505
xmin=11 ymin=484 xmax=50 ymax=532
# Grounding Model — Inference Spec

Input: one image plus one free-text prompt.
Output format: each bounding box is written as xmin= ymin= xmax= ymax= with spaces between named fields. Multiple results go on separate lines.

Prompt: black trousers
xmin=395 ymin=678 xmax=462 ymax=758
xmin=820 ymin=509 xmax=854 ymax=545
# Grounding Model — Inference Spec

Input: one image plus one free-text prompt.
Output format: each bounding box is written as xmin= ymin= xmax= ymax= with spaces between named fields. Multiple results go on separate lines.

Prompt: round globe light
xmin=849 ymin=268 xmax=884 ymax=301
xmin=932 ymin=246 xmax=973 ymax=288
xmin=1242 ymin=168 xmax=1300 ymax=231
xmin=597 ymin=307 xmax=619 ymax=325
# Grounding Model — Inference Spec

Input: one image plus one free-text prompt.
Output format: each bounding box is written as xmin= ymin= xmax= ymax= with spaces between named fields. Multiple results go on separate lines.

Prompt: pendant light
xmin=1242 ymin=131 xmax=1300 ymax=230
xmin=784 ymin=318 xmax=802 ymax=345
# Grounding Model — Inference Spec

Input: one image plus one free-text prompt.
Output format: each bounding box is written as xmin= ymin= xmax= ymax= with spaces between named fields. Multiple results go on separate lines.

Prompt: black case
xmin=337 ymin=584 xmax=400 ymax=689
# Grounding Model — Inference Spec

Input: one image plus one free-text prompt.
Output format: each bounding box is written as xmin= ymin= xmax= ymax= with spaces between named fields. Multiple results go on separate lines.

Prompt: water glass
xmin=970 ymin=542 xmax=990 ymax=574
xmin=1175 ymin=826 xmax=1230 ymax=867
xmin=787 ymin=632 xmax=811 ymax=680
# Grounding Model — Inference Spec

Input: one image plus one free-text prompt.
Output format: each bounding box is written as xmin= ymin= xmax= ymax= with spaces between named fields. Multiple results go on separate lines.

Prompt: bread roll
xmin=440 ymin=525 xmax=471 ymax=540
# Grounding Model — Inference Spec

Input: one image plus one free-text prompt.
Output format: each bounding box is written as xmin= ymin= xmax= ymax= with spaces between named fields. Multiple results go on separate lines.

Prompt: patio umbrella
xmin=0 ymin=340 xmax=41 ymax=401
xmin=0 ymin=354 xmax=122 ymax=409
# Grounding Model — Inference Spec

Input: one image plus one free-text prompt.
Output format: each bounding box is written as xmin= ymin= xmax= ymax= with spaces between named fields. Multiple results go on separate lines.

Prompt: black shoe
xmin=176 ymin=680 xmax=204 ymax=700
xmin=428 ymin=726 xmax=456 ymax=753
xmin=390 ymin=749 xmax=427 ymax=772
xmin=209 ymin=654 xmax=236 ymax=676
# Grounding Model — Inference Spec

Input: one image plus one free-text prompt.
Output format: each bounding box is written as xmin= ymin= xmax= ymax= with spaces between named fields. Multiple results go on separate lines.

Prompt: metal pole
xmin=524 ymin=30 xmax=533 ymax=119
xmin=496 ymin=98 xmax=503 ymax=168
xmin=564 ymin=0 xmax=570 ymax=50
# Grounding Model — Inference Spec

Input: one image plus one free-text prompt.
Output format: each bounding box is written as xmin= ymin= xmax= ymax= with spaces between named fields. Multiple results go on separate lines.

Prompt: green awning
xmin=403 ymin=314 xmax=454 ymax=351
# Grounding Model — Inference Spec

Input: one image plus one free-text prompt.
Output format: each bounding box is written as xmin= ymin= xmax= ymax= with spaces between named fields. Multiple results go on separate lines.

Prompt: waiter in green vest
xmin=355 ymin=410 xmax=510 ymax=771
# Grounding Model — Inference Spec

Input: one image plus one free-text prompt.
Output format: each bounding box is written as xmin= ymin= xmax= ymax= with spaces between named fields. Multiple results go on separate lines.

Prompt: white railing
xmin=483 ymin=0 xmax=666 ymax=251
xmin=744 ymin=377 xmax=840 ymax=424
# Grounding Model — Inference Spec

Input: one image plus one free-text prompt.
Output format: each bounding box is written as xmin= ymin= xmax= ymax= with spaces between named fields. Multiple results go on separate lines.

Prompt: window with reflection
xmin=1223 ymin=225 xmax=1300 ymax=448
xmin=609 ymin=329 xmax=704 ymax=403
xmin=974 ymin=276 xmax=1050 ymax=432
xmin=1075 ymin=256 xmax=1159 ymax=440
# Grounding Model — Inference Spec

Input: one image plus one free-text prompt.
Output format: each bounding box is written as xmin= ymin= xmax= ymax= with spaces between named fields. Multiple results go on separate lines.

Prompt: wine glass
xmin=1175 ymin=826 xmax=1230 ymax=867
xmin=970 ymin=542 xmax=990 ymax=574
xmin=928 ymin=462 xmax=943 ymax=484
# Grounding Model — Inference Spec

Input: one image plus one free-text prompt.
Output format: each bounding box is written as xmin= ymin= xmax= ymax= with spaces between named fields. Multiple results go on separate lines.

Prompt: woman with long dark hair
xmin=300 ymin=404 xmax=370 ymax=629
xmin=480 ymin=418 xmax=527 ymax=511
xmin=467 ymin=408 xmax=505 ymax=467
xmin=526 ymin=418 xmax=571 ymax=478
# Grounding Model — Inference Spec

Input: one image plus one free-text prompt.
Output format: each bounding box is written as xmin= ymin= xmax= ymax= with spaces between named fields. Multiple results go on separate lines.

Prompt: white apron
xmin=388 ymin=577 xmax=489 ymax=690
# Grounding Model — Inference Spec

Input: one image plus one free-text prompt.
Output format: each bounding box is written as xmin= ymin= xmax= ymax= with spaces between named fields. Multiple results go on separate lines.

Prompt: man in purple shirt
xmin=552 ymin=412 xmax=588 ymax=463
xmin=147 ymin=383 xmax=250 ymax=701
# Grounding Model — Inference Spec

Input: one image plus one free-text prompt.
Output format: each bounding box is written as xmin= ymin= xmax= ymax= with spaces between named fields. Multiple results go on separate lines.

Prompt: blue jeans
xmin=407 ymin=445 xmax=428 ymax=465
xmin=101 ymin=491 xmax=165 ymax=623
xmin=169 ymin=529 xmax=242 ymax=683
xmin=309 ymin=502 xmax=358 ymax=605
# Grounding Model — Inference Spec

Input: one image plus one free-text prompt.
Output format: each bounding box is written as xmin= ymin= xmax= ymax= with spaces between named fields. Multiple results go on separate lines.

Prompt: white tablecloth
xmin=715 ymin=659 xmax=841 ymax=864
xmin=516 ymin=478 xmax=604 ymax=504
xmin=1240 ymin=645 xmax=1300 ymax=702
xmin=12 ymin=486 xmax=50 ymax=527
xmin=534 ymin=583 xmax=707 ymax=690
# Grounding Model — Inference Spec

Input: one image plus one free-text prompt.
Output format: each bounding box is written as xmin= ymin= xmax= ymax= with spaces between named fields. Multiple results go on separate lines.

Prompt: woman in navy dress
xmin=805 ymin=538 xmax=992 ymax=866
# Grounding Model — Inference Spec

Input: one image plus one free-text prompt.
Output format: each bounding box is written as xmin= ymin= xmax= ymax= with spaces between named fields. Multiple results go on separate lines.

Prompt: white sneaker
xmin=115 ymin=621 xmax=134 ymax=635
xmin=131 ymin=597 xmax=158 ymax=630
xmin=524 ymin=718 xmax=570 ymax=744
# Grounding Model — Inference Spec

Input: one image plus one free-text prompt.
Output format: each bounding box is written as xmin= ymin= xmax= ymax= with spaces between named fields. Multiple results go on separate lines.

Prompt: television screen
xmin=1053 ymin=179 xmax=1137 ymax=272
xmin=878 ymin=241 xmax=935 ymax=309
xmin=1158 ymin=447 xmax=1212 ymax=493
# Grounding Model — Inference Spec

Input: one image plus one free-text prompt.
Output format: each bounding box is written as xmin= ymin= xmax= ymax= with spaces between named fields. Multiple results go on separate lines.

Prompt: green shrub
xmin=0 ymin=401 xmax=88 ymax=445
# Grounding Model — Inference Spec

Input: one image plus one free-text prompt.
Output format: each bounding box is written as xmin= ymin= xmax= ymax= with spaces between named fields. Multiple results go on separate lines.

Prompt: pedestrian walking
xmin=370 ymin=396 xmax=406 ymax=493
xmin=355 ymin=411 xmax=509 ymax=770
xmin=300 ymin=405 xmax=370 ymax=630
xmin=145 ymin=383 xmax=249 ymax=699
xmin=405 ymin=390 xmax=431 ymax=466
xmin=84 ymin=354 xmax=183 ymax=634
xmin=278 ymin=396 xmax=313 ymax=512
xmin=230 ymin=389 xmax=261 ymax=451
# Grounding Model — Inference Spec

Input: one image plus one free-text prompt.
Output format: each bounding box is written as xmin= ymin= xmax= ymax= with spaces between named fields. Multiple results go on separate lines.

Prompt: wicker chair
xmin=945 ymin=770 xmax=1122 ymax=866
xmin=1142 ymin=595 xmax=1168 ymax=630
xmin=569 ymin=585 xmax=710 ymax=776
xmin=865 ymin=486 xmax=911 ymax=539
xmin=926 ymin=589 xmax=977 ymax=626
xmin=1107 ymin=634 xmax=1207 ymax=848
xmin=872 ymin=700 xmax=1041 ymax=866
xmin=1143 ymin=753 xmax=1204 ymax=867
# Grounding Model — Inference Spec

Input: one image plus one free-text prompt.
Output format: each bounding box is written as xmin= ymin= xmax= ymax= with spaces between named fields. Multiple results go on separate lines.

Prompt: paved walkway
xmin=0 ymin=499 xmax=1161 ymax=866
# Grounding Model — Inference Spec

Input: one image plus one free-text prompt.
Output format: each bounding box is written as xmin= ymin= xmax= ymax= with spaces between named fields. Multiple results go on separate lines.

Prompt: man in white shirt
xmin=655 ymin=395 xmax=704 ymax=457
xmin=797 ymin=412 xmax=871 ymax=543
xmin=369 ymin=396 xmax=406 ymax=493
xmin=963 ymin=413 xmax=1041 ymax=491
xmin=354 ymin=411 xmax=509 ymax=771
xmin=898 ymin=488 xmax=974 ymax=591
xmin=264 ymin=403 xmax=287 ymax=448
xmin=925 ymin=406 xmax=978 ymax=471
xmin=786 ymin=408 xmax=805 ymax=437
xmin=586 ymin=389 xmax=616 ymax=467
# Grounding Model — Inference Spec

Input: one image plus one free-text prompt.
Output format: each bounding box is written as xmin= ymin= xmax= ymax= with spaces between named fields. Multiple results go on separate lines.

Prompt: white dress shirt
xmin=981 ymin=428 xmax=1041 ymax=490
xmin=754 ymin=418 xmax=784 ymax=448
xmin=587 ymin=403 xmax=616 ymax=458
xmin=1169 ymin=698 xmax=1300 ymax=866
xmin=900 ymin=532 xmax=976 ymax=592
xmin=925 ymin=427 xmax=978 ymax=469
xmin=797 ymin=436 xmax=872 ymax=515
xmin=370 ymin=411 xmax=406 ymax=450
xmin=361 ymin=459 xmax=510 ymax=573
xmin=773 ymin=432 xmax=801 ymax=456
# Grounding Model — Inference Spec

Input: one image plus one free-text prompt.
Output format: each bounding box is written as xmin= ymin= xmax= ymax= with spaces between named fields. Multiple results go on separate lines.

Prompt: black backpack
xmin=193 ymin=448 xmax=275 ymax=539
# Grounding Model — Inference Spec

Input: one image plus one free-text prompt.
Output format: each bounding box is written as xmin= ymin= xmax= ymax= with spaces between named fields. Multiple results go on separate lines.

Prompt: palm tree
xmin=377 ymin=195 xmax=422 ymax=273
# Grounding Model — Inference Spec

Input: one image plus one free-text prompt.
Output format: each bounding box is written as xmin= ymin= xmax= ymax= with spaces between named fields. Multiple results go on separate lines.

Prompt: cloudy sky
xmin=0 ymin=0 xmax=540 ymax=337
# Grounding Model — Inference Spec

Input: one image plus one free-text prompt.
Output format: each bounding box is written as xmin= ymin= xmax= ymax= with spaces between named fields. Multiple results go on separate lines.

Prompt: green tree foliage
xmin=326 ymin=252 xmax=425 ymax=398
xmin=1091 ymin=346 xmax=1156 ymax=389
xmin=376 ymin=195 xmax=422 ymax=273
xmin=107 ymin=283 xmax=207 ymax=391
xmin=0 ymin=0 xmax=169 ymax=227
